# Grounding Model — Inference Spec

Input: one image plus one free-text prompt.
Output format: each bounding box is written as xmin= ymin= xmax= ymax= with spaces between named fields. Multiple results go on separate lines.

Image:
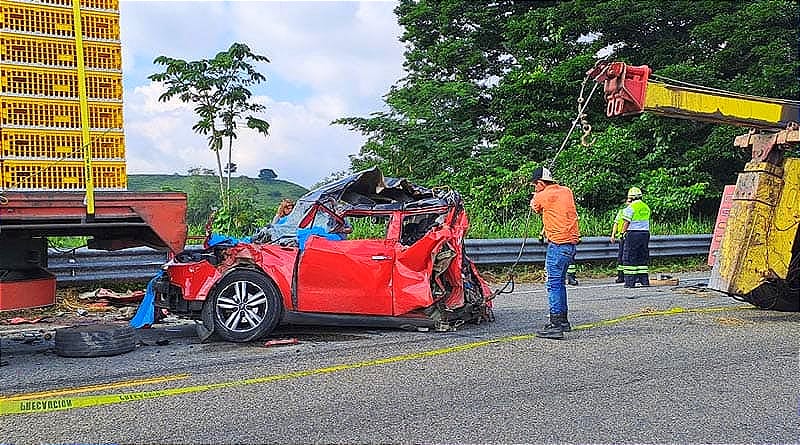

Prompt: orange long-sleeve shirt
xmin=530 ymin=184 xmax=580 ymax=244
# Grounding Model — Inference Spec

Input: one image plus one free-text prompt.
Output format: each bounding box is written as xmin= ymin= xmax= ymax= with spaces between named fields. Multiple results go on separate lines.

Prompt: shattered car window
xmin=256 ymin=204 xmax=307 ymax=246
xmin=401 ymin=212 xmax=447 ymax=245
xmin=347 ymin=214 xmax=391 ymax=240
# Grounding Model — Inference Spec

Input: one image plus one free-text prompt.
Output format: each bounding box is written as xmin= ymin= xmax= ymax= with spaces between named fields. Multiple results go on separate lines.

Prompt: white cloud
xmin=121 ymin=1 xmax=405 ymax=188
xmin=125 ymin=84 xmax=364 ymax=186
xmin=231 ymin=97 xmax=364 ymax=186
xmin=305 ymin=94 xmax=350 ymax=122
xmin=228 ymin=1 xmax=404 ymax=99
xmin=129 ymin=82 xmax=189 ymax=114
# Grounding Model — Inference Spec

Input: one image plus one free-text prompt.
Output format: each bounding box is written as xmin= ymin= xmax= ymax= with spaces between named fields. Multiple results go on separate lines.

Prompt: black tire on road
xmin=55 ymin=324 xmax=137 ymax=358
xmin=205 ymin=269 xmax=282 ymax=343
xmin=745 ymin=234 xmax=800 ymax=312
xmin=744 ymin=279 xmax=800 ymax=312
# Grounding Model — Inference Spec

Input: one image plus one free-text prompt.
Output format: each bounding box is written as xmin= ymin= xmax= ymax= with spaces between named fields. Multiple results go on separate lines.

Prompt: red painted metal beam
xmin=0 ymin=192 xmax=187 ymax=252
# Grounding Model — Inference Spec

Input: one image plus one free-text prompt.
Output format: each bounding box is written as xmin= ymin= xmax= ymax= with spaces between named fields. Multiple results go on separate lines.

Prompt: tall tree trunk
xmin=213 ymin=130 xmax=226 ymax=210
xmin=226 ymin=133 xmax=233 ymax=193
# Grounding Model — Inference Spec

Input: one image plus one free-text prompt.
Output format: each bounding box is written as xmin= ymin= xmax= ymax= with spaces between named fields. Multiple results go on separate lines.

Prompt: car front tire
xmin=205 ymin=269 xmax=282 ymax=342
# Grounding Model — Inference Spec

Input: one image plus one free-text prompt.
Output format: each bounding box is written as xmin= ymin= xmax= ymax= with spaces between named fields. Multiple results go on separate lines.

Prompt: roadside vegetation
xmin=466 ymin=210 xmax=713 ymax=240
xmin=127 ymin=172 xmax=715 ymax=241
xmin=51 ymin=172 xmax=713 ymax=249
xmin=123 ymin=1 xmax=794 ymax=244
xmin=54 ymin=1 xmax=795 ymax=278
xmin=334 ymin=0 xmax=796 ymax=233
xmin=148 ymin=43 xmax=272 ymax=234
xmin=128 ymin=174 xmax=307 ymax=233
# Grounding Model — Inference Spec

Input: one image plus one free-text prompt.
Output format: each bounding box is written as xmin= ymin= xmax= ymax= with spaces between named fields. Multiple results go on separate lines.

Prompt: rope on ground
xmin=572 ymin=305 xmax=755 ymax=331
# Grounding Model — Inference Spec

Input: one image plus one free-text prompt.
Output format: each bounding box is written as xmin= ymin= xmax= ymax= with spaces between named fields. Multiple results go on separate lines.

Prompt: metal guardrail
xmin=47 ymin=234 xmax=712 ymax=285
xmin=49 ymin=247 xmax=170 ymax=285
xmin=466 ymin=234 xmax=712 ymax=264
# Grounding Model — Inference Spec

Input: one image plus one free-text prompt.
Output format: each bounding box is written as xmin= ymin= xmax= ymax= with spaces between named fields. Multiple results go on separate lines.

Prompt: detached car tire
xmin=205 ymin=269 xmax=282 ymax=342
xmin=55 ymin=324 xmax=136 ymax=358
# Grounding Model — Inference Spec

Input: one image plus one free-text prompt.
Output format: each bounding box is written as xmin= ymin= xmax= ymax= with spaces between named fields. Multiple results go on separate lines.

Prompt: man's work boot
xmin=559 ymin=313 xmax=571 ymax=332
xmin=615 ymin=270 xmax=625 ymax=283
xmin=623 ymin=274 xmax=636 ymax=289
xmin=567 ymin=272 xmax=579 ymax=286
xmin=638 ymin=273 xmax=650 ymax=287
xmin=536 ymin=313 xmax=565 ymax=339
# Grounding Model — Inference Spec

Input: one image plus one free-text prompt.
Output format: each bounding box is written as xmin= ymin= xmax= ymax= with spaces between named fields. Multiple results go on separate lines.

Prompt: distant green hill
xmin=127 ymin=174 xmax=308 ymax=208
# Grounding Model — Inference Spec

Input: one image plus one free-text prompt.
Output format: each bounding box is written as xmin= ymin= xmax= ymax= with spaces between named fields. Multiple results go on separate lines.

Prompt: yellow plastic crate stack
xmin=0 ymin=0 xmax=126 ymax=190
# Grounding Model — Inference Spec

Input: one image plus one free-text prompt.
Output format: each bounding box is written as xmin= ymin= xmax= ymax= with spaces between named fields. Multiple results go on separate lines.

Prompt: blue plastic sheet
xmin=130 ymin=269 xmax=164 ymax=329
xmin=297 ymin=227 xmax=345 ymax=250
xmin=207 ymin=233 xmax=251 ymax=247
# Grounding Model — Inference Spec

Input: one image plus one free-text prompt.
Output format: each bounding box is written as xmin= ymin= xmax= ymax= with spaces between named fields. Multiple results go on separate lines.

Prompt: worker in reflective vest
xmin=566 ymin=262 xmax=578 ymax=286
xmin=609 ymin=199 xmax=628 ymax=284
xmin=621 ymin=187 xmax=651 ymax=288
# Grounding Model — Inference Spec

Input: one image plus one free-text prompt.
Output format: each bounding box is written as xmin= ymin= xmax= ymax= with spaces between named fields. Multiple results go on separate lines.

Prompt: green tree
xmin=211 ymin=185 xmax=268 ymax=236
xmin=336 ymin=0 xmax=798 ymax=224
xmin=258 ymin=168 xmax=277 ymax=180
xmin=185 ymin=178 xmax=220 ymax=227
xmin=149 ymin=42 xmax=271 ymax=212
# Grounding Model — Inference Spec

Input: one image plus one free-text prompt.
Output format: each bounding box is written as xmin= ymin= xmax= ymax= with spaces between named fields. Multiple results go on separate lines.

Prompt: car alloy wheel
xmin=206 ymin=269 xmax=282 ymax=342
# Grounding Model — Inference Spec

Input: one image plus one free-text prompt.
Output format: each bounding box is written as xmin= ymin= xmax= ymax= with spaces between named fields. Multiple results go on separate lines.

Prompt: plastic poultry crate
xmin=28 ymin=0 xmax=120 ymax=12
xmin=1 ymin=96 xmax=123 ymax=129
xmin=0 ymin=2 xmax=120 ymax=41
xmin=1 ymin=64 xmax=122 ymax=100
xmin=1 ymin=159 xmax=127 ymax=190
xmin=1 ymin=127 xmax=124 ymax=160
xmin=0 ymin=34 xmax=121 ymax=70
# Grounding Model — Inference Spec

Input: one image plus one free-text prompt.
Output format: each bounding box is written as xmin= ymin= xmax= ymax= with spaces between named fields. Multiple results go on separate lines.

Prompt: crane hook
xmin=580 ymin=122 xmax=596 ymax=147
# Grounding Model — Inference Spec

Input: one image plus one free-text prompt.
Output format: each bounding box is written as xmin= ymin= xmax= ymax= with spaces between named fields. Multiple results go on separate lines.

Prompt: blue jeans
xmin=545 ymin=242 xmax=576 ymax=315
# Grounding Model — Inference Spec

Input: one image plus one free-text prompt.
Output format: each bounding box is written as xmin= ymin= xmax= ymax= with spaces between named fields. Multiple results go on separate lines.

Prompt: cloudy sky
xmin=120 ymin=0 xmax=405 ymax=188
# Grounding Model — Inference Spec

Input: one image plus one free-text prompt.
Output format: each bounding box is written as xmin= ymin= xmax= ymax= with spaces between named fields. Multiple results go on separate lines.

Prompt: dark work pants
xmin=622 ymin=230 xmax=650 ymax=286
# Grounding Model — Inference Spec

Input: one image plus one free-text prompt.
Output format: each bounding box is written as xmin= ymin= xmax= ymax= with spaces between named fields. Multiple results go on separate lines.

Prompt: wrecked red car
xmin=154 ymin=167 xmax=494 ymax=342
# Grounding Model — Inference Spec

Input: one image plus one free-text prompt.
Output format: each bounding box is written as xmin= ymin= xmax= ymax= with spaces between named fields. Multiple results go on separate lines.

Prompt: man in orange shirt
xmin=530 ymin=166 xmax=580 ymax=339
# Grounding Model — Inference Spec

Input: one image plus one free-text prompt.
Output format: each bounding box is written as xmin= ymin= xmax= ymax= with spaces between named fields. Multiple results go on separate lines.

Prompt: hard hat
xmin=627 ymin=187 xmax=643 ymax=198
xmin=531 ymin=166 xmax=556 ymax=183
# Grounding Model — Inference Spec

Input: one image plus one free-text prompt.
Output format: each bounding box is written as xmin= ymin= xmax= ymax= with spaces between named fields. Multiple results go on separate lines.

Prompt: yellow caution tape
xmin=0 ymin=337 xmax=531 ymax=415
xmin=572 ymin=305 xmax=754 ymax=331
xmin=0 ymin=373 xmax=189 ymax=401
xmin=0 ymin=305 xmax=753 ymax=416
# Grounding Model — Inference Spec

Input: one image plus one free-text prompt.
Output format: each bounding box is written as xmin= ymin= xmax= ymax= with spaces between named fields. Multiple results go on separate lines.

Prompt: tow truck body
xmin=588 ymin=61 xmax=799 ymax=310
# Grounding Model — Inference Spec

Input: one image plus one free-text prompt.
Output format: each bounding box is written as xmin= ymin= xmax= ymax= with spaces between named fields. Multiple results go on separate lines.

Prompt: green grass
xmin=48 ymin=237 xmax=88 ymax=249
xmin=127 ymin=174 xmax=308 ymax=208
xmin=128 ymin=174 xmax=713 ymax=239
xmin=469 ymin=210 xmax=714 ymax=282
xmin=467 ymin=211 xmax=714 ymax=239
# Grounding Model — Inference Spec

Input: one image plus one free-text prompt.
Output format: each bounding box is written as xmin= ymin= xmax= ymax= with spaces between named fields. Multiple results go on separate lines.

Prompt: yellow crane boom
xmin=587 ymin=61 xmax=800 ymax=311
xmin=587 ymin=61 xmax=799 ymax=131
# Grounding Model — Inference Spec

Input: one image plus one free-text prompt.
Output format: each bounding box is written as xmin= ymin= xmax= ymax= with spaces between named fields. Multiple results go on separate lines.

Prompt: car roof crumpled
xmin=299 ymin=166 xmax=452 ymax=211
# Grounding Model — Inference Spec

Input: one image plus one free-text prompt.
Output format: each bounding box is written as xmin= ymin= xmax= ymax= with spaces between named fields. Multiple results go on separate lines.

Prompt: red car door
xmin=296 ymin=236 xmax=395 ymax=315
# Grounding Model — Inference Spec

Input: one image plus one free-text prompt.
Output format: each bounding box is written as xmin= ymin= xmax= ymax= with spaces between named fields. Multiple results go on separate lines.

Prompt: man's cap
xmin=531 ymin=166 xmax=556 ymax=183
xmin=627 ymin=186 xmax=643 ymax=198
